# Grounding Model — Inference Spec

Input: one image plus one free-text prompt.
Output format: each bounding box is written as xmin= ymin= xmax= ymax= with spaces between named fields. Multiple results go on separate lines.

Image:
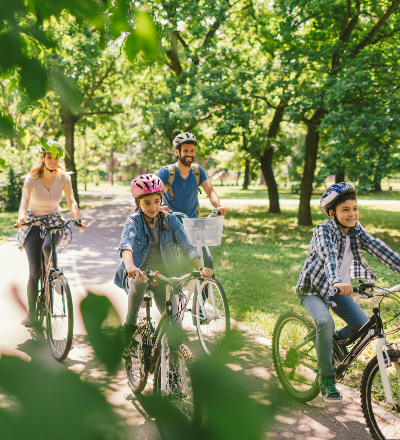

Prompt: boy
xmin=296 ymin=182 xmax=400 ymax=403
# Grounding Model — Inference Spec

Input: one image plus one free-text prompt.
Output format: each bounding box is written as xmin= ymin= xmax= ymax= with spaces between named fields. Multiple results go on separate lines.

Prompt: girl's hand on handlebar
xmin=75 ymin=220 xmax=88 ymax=230
xmin=126 ymin=267 xmax=146 ymax=284
xmin=333 ymin=282 xmax=353 ymax=296
xmin=160 ymin=205 xmax=172 ymax=213
xmin=201 ymin=267 xmax=213 ymax=278
xmin=14 ymin=217 xmax=27 ymax=228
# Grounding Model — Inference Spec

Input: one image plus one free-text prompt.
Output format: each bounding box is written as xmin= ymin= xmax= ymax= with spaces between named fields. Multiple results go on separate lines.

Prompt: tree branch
xmin=254 ymin=95 xmax=279 ymax=110
xmin=82 ymin=55 xmax=119 ymax=111
xmin=371 ymin=26 xmax=400 ymax=45
xmin=351 ymin=0 xmax=400 ymax=58
xmin=339 ymin=0 xmax=352 ymax=39
xmin=185 ymin=107 xmax=223 ymax=132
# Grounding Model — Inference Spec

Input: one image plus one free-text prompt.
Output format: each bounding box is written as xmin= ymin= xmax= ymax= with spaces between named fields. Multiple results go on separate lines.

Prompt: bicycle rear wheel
xmin=193 ymin=277 xmax=230 ymax=355
xmin=272 ymin=311 xmax=320 ymax=402
xmin=153 ymin=343 xmax=201 ymax=439
xmin=361 ymin=349 xmax=400 ymax=440
xmin=46 ymin=273 xmax=73 ymax=361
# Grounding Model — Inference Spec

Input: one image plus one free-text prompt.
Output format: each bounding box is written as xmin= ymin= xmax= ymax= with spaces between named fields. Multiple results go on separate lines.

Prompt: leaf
xmin=36 ymin=114 xmax=45 ymax=124
xmin=51 ymin=143 xmax=58 ymax=158
xmin=20 ymin=58 xmax=48 ymax=101
xmin=0 ymin=157 xmax=6 ymax=169
xmin=1 ymin=68 xmax=16 ymax=80
xmin=8 ymin=78 xmax=18 ymax=94
xmin=32 ymin=108 xmax=40 ymax=117
xmin=0 ymin=113 xmax=15 ymax=136
xmin=51 ymin=69 xmax=81 ymax=113
xmin=19 ymin=128 xmax=30 ymax=147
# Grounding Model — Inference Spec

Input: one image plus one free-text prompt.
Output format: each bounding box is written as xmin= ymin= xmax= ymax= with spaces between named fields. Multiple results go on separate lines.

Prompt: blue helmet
xmin=320 ymin=182 xmax=356 ymax=216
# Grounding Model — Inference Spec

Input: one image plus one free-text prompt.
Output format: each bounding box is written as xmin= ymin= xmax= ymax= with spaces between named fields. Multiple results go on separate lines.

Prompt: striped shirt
xmin=296 ymin=219 xmax=400 ymax=304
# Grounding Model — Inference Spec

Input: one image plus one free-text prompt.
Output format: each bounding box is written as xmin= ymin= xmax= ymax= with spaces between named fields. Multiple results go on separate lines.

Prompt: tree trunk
xmin=61 ymin=104 xmax=79 ymax=206
xmin=335 ymin=170 xmax=345 ymax=183
xmin=111 ymin=145 xmax=114 ymax=186
xmin=373 ymin=178 xmax=382 ymax=192
xmin=260 ymin=146 xmax=281 ymax=213
xmin=259 ymin=102 xmax=286 ymax=214
xmin=243 ymin=159 xmax=250 ymax=190
xmin=236 ymin=171 xmax=241 ymax=186
xmin=298 ymin=109 xmax=325 ymax=226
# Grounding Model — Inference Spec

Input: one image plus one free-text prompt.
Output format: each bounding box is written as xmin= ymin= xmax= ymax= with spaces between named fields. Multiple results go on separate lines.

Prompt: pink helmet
xmin=131 ymin=174 xmax=164 ymax=197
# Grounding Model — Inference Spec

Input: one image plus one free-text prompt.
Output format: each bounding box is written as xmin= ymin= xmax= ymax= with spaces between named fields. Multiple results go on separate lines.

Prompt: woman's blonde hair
xmin=28 ymin=152 xmax=65 ymax=179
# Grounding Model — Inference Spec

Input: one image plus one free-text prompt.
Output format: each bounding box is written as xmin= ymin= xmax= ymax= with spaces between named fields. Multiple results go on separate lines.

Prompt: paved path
xmin=0 ymin=196 xmax=375 ymax=439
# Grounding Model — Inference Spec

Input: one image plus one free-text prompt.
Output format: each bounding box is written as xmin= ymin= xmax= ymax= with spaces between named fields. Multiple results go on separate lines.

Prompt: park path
xmin=0 ymin=195 xmax=375 ymax=439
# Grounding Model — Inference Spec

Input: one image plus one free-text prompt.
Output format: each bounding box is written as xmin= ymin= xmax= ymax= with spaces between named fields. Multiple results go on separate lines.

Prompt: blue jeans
xmin=301 ymin=293 xmax=369 ymax=379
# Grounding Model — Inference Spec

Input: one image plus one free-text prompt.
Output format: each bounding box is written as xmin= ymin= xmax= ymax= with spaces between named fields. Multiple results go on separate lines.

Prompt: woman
xmin=114 ymin=173 xmax=213 ymax=345
xmin=16 ymin=139 xmax=87 ymax=327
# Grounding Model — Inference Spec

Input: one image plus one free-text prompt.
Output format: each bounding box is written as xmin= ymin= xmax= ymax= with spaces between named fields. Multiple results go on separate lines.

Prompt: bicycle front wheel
xmin=46 ymin=273 xmax=73 ymax=361
xmin=125 ymin=331 xmax=149 ymax=394
xmin=361 ymin=349 xmax=400 ymax=440
xmin=193 ymin=277 xmax=230 ymax=355
xmin=272 ymin=311 xmax=320 ymax=402
xmin=153 ymin=343 xmax=201 ymax=439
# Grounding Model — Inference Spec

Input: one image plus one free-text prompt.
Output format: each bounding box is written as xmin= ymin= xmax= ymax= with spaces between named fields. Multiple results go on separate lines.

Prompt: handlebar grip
xmin=333 ymin=287 xmax=360 ymax=294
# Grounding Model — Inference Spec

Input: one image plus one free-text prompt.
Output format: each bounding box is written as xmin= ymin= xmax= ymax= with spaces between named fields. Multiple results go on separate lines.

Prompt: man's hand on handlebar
xmin=125 ymin=266 xmax=147 ymax=284
xmin=333 ymin=282 xmax=353 ymax=296
xmin=160 ymin=205 xmax=172 ymax=213
xmin=216 ymin=207 xmax=227 ymax=216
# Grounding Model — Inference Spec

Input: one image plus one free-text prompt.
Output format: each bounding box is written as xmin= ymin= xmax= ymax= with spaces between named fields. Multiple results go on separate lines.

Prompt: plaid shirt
xmin=16 ymin=210 xmax=68 ymax=250
xmin=296 ymin=219 xmax=400 ymax=304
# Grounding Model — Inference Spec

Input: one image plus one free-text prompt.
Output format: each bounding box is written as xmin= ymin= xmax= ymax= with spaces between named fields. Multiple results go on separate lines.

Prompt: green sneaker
xmin=320 ymin=378 xmax=342 ymax=403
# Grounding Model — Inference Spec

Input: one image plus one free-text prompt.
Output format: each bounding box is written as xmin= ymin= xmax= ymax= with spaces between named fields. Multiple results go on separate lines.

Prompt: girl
xmin=16 ymin=140 xmax=87 ymax=327
xmin=114 ymin=174 xmax=213 ymax=344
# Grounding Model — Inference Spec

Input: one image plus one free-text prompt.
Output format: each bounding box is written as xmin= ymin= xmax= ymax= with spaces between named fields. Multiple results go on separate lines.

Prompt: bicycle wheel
xmin=46 ymin=273 xmax=73 ymax=361
xmin=153 ymin=343 xmax=201 ymax=439
xmin=125 ymin=329 xmax=150 ymax=393
xmin=361 ymin=349 xmax=400 ymax=440
xmin=272 ymin=311 xmax=320 ymax=402
xmin=193 ymin=277 xmax=230 ymax=355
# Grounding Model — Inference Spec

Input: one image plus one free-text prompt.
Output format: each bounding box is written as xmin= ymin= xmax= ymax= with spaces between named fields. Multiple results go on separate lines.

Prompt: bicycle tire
xmin=46 ymin=273 xmax=73 ymax=361
xmin=35 ymin=291 xmax=45 ymax=327
xmin=272 ymin=311 xmax=320 ymax=402
xmin=125 ymin=328 xmax=150 ymax=394
xmin=153 ymin=343 xmax=201 ymax=439
xmin=361 ymin=349 xmax=400 ymax=440
xmin=193 ymin=277 xmax=230 ymax=355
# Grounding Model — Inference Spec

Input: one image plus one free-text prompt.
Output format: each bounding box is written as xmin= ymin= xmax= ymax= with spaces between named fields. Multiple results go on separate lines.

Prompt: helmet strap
xmin=42 ymin=162 xmax=55 ymax=173
xmin=333 ymin=214 xmax=350 ymax=230
xmin=140 ymin=209 xmax=157 ymax=225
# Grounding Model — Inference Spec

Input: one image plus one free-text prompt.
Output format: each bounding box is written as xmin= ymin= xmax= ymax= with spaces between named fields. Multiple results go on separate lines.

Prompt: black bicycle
xmin=124 ymin=268 xmax=203 ymax=439
xmin=272 ymin=281 xmax=400 ymax=440
xmin=16 ymin=216 xmax=85 ymax=361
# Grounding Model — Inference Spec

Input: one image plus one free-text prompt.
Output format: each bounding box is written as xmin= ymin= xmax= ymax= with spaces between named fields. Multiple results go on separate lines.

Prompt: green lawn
xmin=208 ymin=204 xmax=400 ymax=389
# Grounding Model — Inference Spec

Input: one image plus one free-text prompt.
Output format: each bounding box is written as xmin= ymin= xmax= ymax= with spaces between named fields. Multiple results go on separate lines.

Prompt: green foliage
xmin=0 ymin=166 xmax=24 ymax=212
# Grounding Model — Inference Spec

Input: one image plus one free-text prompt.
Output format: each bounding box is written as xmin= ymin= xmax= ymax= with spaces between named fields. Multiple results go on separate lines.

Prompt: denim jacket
xmin=296 ymin=219 xmax=400 ymax=305
xmin=114 ymin=210 xmax=200 ymax=293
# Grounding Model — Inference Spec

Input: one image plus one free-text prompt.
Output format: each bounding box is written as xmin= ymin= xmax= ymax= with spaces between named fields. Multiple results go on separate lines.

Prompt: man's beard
xmin=179 ymin=156 xmax=194 ymax=167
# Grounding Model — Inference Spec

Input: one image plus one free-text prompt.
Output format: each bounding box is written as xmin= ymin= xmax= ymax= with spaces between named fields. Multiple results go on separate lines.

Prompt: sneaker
xmin=199 ymin=309 xmax=210 ymax=325
xmin=21 ymin=313 xmax=37 ymax=328
xmin=122 ymin=322 xmax=137 ymax=347
xmin=320 ymin=378 xmax=343 ymax=403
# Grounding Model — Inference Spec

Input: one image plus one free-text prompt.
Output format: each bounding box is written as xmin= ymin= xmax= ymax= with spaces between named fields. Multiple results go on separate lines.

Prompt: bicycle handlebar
xmin=14 ymin=217 xmax=87 ymax=230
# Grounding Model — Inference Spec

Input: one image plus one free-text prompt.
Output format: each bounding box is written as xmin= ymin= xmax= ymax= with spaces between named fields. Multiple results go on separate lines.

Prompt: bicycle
xmin=15 ymin=216 xmax=85 ymax=361
xmin=173 ymin=209 xmax=230 ymax=355
xmin=124 ymin=268 xmax=203 ymax=439
xmin=272 ymin=280 xmax=400 ymax=440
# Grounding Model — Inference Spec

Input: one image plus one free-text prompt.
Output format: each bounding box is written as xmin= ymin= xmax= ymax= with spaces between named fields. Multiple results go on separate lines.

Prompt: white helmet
xmin=173 ymin=132 xmax=197 ymax=148
xmin=320 ymin=182 xmax=357 ymax=216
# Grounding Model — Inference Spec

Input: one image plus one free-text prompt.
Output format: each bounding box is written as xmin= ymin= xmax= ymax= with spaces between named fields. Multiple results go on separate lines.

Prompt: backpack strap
xmin=191 ymin=163 xmax=202 ymax=217
xmin=165 ymin=164 xmax=175 ymax=200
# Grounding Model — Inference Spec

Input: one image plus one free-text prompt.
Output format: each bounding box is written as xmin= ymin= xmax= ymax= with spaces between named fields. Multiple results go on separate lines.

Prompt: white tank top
xmin=25 ymin=172 xmax=71 ymax=216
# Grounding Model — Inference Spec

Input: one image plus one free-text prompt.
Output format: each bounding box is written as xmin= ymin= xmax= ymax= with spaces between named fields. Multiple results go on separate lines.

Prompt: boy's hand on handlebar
xmin=160 ymin=205 xmax=172 ymax=213
xmin=200 ymin=267 xmax=213 ymax=278
xmin=126 ymin=266 xmax=146 ymax=284
xmin=333 ymin=282 xmax=353 ymax=296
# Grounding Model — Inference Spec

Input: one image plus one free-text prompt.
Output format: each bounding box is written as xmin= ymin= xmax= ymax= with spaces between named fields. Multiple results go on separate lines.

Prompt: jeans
xmin=301 ymin=293 xmax=369 ymax=379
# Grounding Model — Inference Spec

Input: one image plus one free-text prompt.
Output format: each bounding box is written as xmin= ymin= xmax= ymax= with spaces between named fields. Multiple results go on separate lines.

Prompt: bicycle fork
xmin=161 ymin=285 xmax=173 ymax=393
xmin=376 ymin=337 xmax=400 ymax=405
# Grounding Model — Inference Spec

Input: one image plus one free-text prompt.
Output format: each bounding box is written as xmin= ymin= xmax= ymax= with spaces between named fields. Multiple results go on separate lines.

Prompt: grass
xmin=208 ymin=204 xmax=400 ymax=390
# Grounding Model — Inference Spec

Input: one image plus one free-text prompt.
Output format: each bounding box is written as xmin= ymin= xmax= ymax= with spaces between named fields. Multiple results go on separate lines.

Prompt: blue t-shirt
xmin=157 ymin=163 xmax=208 ymax=219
